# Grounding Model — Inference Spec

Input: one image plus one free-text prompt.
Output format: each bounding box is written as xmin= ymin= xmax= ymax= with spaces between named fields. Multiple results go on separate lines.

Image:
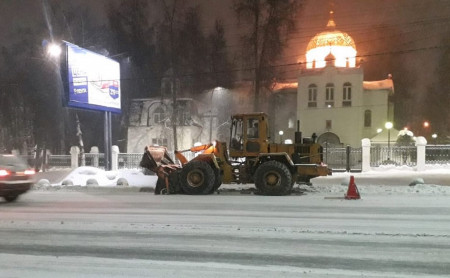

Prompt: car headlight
xmin=24 ymin=169 xmax=36 ymax=175
xmin=0 ymin=169 xmax=9 ymax=177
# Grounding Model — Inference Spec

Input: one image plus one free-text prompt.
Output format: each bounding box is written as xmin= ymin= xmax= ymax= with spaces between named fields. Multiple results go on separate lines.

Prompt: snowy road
xmin=1 ymin=189 xmax=450 ymax=277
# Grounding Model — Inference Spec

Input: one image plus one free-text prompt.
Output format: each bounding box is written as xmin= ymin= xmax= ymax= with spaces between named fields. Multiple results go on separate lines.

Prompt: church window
xmin=129 ymin=101 xmax=143 ymax=126
xmin=153 ymin=107 xmax=165 ymax=124
xmin=325 ymin=83 xmax=334 ymax=107
xmin=326 ymin=120 xmax=332 ymax=130
xmin=152 ymin=138 xmax=168 ymax=146
xmin=364 ymin=110 xmax=372 ymax=127
xmin=308 ymin=84 xmax=317 ymax=108
xmin=343 ymin=82 xmax=352 ymax=107
xmin=288 ymin=113 xmax=295 ymax=129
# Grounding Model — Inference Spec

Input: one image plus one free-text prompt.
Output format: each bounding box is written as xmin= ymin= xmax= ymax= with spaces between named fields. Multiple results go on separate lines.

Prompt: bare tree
xmin=176 ymin=6 xmax=209 ymax=95
xmin=0 ymin=27 xmax=60 ymax=155
xmin=207 ymin=20 xmax=235 ymax=90
xmin=159 ymin=0 xmax=184 ymax=151
xmin=233 ymin=0 xmax=301 ymax=111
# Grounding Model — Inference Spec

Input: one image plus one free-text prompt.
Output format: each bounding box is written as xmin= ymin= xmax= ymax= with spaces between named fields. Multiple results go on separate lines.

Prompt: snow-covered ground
xmin=34 ymin=165 xmax=450 ymax=196
xmin=7 ymin=165 xmax=450 ymax=278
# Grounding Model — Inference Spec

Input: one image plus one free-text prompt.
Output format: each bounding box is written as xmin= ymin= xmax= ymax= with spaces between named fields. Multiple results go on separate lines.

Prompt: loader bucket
xmin=140 ymin=145 xmax=180 ymax=176
xmin=140 ymin=146 xmax=175 ymax=171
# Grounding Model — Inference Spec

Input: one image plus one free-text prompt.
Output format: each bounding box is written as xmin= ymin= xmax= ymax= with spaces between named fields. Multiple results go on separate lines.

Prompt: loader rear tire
xmin=180 ymin=161 xmax=215 ymax=195
xmin=254 ymin=161 xmax=292 ymax=196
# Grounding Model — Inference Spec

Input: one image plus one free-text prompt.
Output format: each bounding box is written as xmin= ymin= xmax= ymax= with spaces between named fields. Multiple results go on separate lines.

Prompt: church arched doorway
xmin=317 ymin=132 xmax=341 ymax=147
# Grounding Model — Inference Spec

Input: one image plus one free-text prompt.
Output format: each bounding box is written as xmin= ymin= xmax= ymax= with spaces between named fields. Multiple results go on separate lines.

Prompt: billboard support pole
xmin=104 ymin=111 xmax=112 ymax=171
xmin=108 ymin=111 xmax=112 ymax=169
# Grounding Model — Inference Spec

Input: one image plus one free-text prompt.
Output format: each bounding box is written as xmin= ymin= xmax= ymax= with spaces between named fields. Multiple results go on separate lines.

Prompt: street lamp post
xmin=385 ymin=122 xmax=393 ymax=161
xmin=423 ymin=121 xmax=430 ymax=139
xmin=279 ymin=130 xmax=284 ymax=144
xmin=209 ymin=88 xmax=215 ymax=143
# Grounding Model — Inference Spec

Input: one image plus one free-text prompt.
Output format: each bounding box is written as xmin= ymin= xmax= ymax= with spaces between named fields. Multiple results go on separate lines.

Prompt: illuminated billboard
xmin=62 ymin=42 xmax=121 ymax=113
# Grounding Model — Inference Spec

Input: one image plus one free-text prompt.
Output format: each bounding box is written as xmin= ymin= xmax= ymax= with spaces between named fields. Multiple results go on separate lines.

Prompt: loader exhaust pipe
xmin=295 ymin=120 xmax=302 ymax=144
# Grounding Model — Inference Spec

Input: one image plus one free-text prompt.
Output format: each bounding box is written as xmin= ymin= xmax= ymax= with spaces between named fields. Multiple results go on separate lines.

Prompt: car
xmin=0 ymin=154 xmax=35 ymax=202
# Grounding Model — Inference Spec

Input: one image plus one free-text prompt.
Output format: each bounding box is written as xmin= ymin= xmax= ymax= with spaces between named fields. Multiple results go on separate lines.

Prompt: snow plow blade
xmin=139 ymin=146 xmax=181 ymax=194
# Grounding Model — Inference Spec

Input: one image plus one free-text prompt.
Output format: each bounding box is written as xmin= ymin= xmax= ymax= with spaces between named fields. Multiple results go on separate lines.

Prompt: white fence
xmin=22 ymin=137 xmax=450 ymax=172
xmin=24 ymin=145 xmax=196 ymax=172
xmin=309 ymin=137 xmax=448 ymax=172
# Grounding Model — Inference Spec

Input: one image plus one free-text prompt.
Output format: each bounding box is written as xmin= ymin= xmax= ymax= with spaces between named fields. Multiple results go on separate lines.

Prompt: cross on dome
xmin=306 ymin=11 xmax=357 ymax=69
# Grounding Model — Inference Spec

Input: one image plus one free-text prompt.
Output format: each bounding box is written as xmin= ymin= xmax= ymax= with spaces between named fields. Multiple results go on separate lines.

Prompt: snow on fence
xmin=323 ymin=146 xmax=362 ymax=172
xmin=370 ymin=146 xmax=417 ymax=167
xmin=78 ymin=152 xmax=143 ymax=170
xmin=318 ymin=137 xmax=449 ymax=172
xmin=425 ymin=145 xmax=450 ymax=165
xmin=118 ymin=153 xmax=143 ymax=169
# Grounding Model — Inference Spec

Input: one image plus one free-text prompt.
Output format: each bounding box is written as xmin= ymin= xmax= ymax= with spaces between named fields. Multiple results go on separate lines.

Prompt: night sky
xmin=2 ymin=0 xmax=449 ymax=82
xmin=1 ymin=0 xmax=450 ymax=137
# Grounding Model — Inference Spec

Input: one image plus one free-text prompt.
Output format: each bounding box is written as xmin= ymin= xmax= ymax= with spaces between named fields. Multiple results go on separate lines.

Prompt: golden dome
xmin=305 ymin=11 xmax=357 ymax=69
xmin=307 ymin=29 xmax=356 ymax=51
xmin=306 ymin=11 xmax=356 ymax=52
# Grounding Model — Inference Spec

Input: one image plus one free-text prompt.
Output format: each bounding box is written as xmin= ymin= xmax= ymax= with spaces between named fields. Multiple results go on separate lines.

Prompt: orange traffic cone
xmin=345 ymin=175 xmax=361 ymax=200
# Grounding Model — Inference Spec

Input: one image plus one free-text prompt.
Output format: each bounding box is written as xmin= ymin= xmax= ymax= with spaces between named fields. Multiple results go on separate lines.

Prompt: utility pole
xmin=171 ymin=75 xmax=178 ymax=151
xmin=75 ymin=113 xmax=85 ymax=166
xmin=161 ymin=0 xmax=179 ymax=152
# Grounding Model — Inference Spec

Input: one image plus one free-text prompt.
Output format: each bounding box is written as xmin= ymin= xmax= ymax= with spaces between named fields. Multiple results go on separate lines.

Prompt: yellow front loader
xmin=140 ymin=113 xmax=331 ymax=195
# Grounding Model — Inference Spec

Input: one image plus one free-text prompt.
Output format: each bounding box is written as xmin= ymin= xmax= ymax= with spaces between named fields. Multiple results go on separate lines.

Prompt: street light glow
xmin=423 ymin=121 xmax=430 ymax=128
xmin=47 ymin=43 xmax=62 ymax=57
xmin=385 ymin=122 xmax=393 ymax=130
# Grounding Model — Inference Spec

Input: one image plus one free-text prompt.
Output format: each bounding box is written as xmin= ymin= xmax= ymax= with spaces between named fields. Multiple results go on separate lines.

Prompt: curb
xmin=31 ymin=185 xmax=154 ymax=193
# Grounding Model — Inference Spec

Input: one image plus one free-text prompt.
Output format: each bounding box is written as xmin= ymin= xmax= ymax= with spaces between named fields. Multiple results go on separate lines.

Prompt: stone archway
xmin=317 ymin=132 xmax=341 ymax=147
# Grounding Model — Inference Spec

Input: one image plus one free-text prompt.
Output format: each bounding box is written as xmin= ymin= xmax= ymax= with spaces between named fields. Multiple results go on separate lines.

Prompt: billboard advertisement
xmin=63 ymin=41 xmax=121 ymax=113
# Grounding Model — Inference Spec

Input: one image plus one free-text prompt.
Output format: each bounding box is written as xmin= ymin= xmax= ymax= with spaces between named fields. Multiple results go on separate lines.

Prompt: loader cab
xmin=229 ymin=113 xmax=269 ymax=158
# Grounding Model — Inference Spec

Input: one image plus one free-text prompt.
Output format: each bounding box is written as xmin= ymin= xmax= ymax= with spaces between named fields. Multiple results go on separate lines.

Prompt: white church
xmin=273 ymin=11 xmax=395 ymax=147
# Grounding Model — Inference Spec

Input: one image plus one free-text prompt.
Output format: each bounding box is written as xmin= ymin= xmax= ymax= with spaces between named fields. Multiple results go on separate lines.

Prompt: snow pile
xmin=310 ymin=166 xmax=450 ymax=196
xmin=56 ymin=166 xmax=157 ymax=187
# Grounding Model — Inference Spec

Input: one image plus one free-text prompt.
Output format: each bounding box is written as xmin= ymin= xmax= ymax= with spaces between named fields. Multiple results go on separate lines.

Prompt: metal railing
xmin=118 ymin=153 xmax=143 ymax=169
xmin=426 ymin=145 xmax=450 ymax=164
xmin=83 ymin=153 xmax=105 ymax=168
xmin=370 ymin=146 xmax=417 ymax=167
xmin=48 ymin=155 xmax=72 ymax=168
xmin=21 ymin=154 xmax=72 ymax=169
xmin=323 ymin=146 xmax=362 ymax=172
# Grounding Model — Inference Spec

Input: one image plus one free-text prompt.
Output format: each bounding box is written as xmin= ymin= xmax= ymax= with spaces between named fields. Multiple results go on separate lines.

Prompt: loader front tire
xmin=254 ymin=161 xmax=292 ymax=196
xmin=209 ymin=168 xmax=222 ymax=194
xmin=154 ymin=177 xmax=165 ymax=195
xmin=180 ymin=161 xmax=215 ymax=195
